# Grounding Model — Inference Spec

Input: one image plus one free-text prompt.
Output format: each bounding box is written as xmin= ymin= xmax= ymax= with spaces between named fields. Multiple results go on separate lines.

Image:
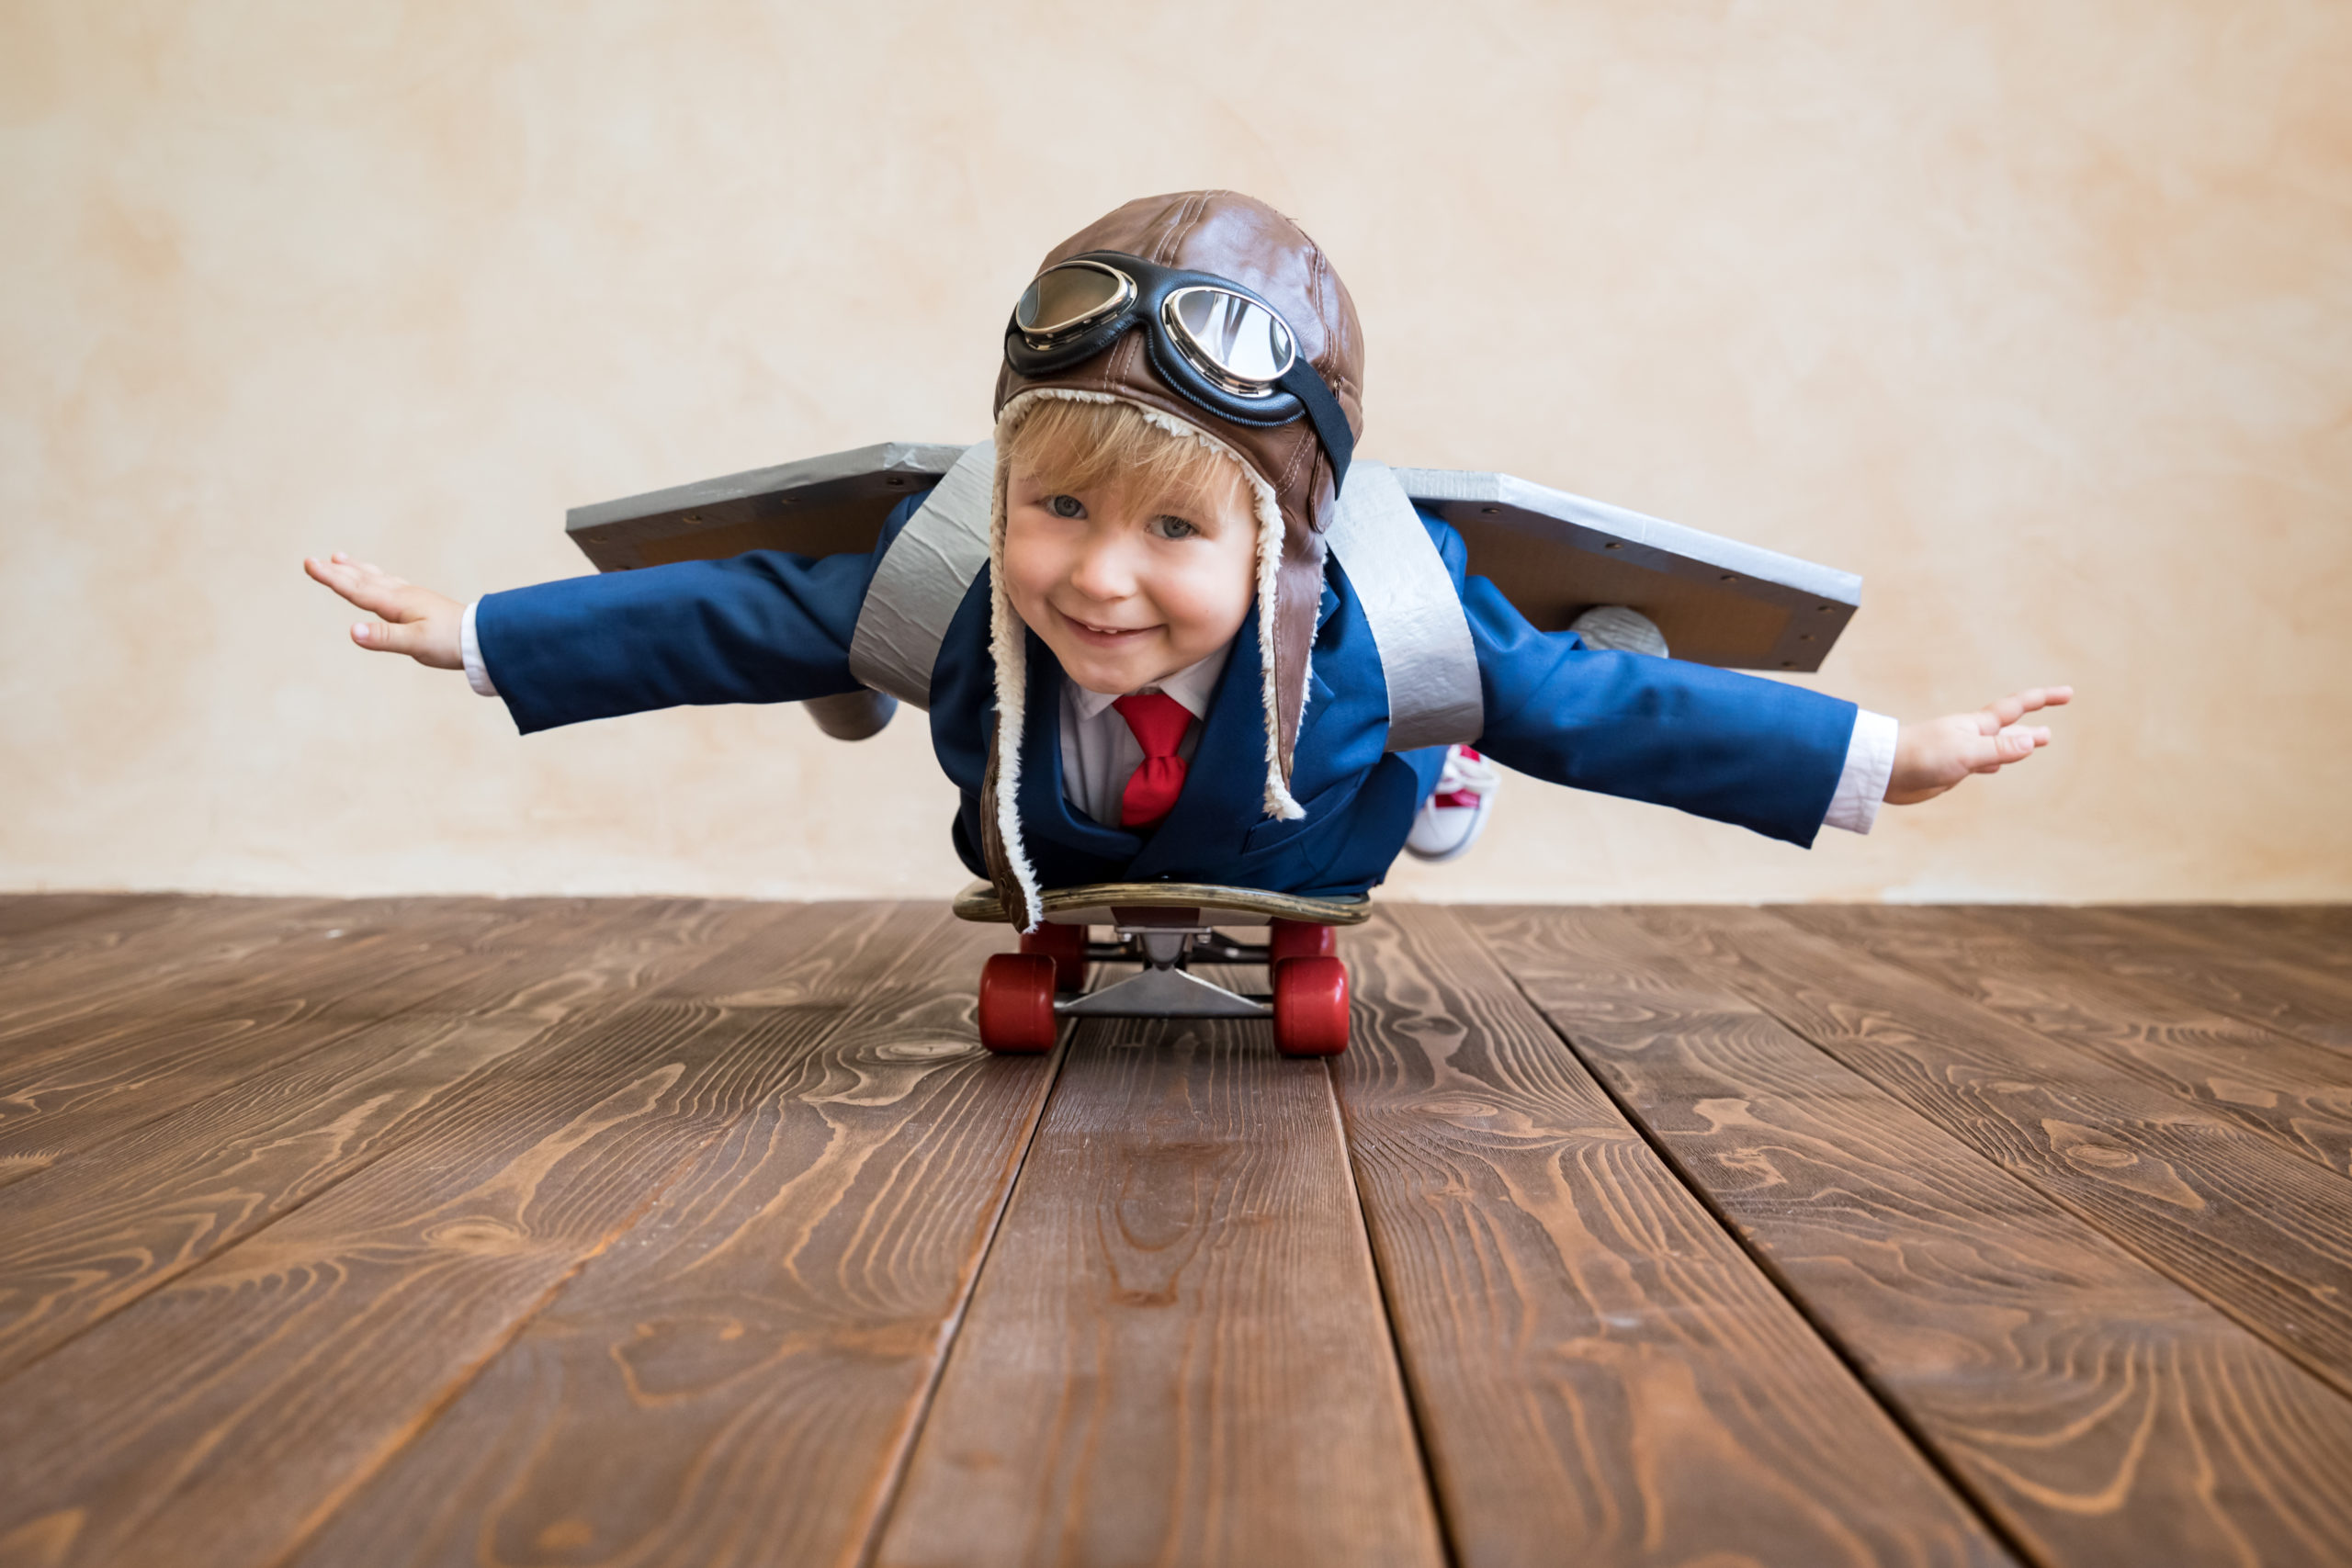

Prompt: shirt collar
xmin=1067 ymin=640 xmax=1235 ymax=723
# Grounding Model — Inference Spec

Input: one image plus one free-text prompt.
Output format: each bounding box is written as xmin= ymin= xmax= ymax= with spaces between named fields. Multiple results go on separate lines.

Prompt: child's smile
xmin=1057 ymin=611 xmax=1161 ymax=646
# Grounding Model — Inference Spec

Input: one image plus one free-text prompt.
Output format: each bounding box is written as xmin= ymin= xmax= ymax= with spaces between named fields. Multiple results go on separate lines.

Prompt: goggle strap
xmin=1276 ymin=360 xmax=1354 ymax=496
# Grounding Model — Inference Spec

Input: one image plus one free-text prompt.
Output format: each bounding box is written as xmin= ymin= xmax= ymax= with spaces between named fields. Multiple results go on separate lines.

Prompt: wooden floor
xmin=2 ymin=898 xmax=2349 ymax=1566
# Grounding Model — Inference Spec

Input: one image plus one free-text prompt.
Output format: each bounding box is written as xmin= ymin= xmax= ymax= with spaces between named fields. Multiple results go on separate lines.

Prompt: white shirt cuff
xmin=1823 ymin=708 xmax=1897 ymax=834
xmin=460 ymin=599 xmax=498 ymax=697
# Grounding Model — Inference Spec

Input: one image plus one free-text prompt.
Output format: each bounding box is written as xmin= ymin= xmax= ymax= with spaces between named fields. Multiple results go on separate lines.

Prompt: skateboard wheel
xmin=1019 ymin=922 xmax=1089 ymax=992
xmin=1272 ymin=955 xmax=1349 ymax=1056
xmin=978 ymin=953 xmax=1058 ymax=1054
xmin=1269 ymin=919 xmax=1337 ymax=964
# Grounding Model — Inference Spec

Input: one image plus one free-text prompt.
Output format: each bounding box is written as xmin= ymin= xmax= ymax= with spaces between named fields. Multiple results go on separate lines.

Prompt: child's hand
xmin=303 ymin=553 xmax=464 ymax=670
xmin=1886 ymin=685 xmax=2072 ymax=806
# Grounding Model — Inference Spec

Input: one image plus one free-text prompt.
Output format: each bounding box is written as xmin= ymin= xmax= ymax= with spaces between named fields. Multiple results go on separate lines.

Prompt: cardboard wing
xmin=565 ymin=442 xmax=1859 ymax=672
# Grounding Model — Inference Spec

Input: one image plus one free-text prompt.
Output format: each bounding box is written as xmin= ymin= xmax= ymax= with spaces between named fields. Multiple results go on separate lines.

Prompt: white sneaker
xmin=1404 ymin=745 xmax=1500 ymax=863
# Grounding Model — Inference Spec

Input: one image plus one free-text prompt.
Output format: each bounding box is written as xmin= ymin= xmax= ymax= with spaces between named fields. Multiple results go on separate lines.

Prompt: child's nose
xmin=1069 ymin=536 xmax=1138 ymax=601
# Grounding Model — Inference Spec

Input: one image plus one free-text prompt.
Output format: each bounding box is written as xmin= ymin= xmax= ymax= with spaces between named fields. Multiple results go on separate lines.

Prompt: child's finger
xmin=351 ymin=618 xmax=422 ymax=656
xmin=1984 ymin=691 xmax=2033 ymax=727
xmin=305 ymin=558 xmax=371 ymax=611
xmin=308 ymin=557 xmax=413 ymax=618
xmin=1964 ymin=725 xmax=2047 ymax=774
xmin=303 ymin=555 xmax=358 ymax=594
xmin=1984 ymin=685 xmax=2073 ymax=728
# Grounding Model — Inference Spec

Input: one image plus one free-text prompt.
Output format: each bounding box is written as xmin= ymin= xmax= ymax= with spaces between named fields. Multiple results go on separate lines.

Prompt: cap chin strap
xmin=1275 ymin=360 xmax=1353 ymax=496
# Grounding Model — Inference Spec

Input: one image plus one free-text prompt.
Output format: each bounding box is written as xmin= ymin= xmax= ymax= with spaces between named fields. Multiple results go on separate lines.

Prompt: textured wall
xmin=4 ymin=1 xmax=2347 ymax=901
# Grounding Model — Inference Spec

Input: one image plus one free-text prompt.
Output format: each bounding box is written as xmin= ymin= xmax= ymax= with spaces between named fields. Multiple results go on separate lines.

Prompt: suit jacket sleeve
xmin=474 ymin=503 xmax=912 ymax=736
xmin=1448 ymin=526 xmax=1859 ymax=849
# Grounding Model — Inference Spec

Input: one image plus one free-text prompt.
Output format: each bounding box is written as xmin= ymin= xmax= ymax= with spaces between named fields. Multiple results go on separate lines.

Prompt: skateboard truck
xmin=1060 ymin=921 xmax=1272 ymax=1021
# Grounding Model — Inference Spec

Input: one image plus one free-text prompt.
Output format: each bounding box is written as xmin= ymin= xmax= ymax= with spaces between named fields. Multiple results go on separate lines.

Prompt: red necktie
xmin=1112 ymin=692 xmax=1193 ymax=829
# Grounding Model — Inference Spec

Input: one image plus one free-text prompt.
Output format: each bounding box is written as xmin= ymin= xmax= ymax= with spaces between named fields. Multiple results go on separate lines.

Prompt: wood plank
xmin=0 ymin=893 xmax=343 ymax=1043
xmin=1622 ymin=905 xmax=2352 ymax=1401
xmin=1334 ymin=906 xmax=2011 ymax=1568
xmin=1979 ymin=907 xmax=2352 ymax=1053
xmin=1774 ymin=905 xmax=2352 ymax=1177
xmin=0 ymin=899 xmax=566 ymax=1188
xmin=0 ymin=894 xmax=175 ymax=944
xmin=2125 ymin=907 xmax=2352 ymax=976
xmin=876 ymin=1010 xmax=1446 ymax=1568
xmin=0 ymin=897 xmax=794 ymax=1379
xmin=1470 ymin=904 xmax=2352 ymax=1567
xmin=0 ymin=897 xmax=271 ymax=995
xmin=286 ymin=915 xmax=1062 ymax=1568
xmin=0 ymin=900 xmax=237 ymax=1012
xmin=0 ymin=896 xmax=462 ymax=1062
xmin=0 ymin=904 xmax=918 ymax=1568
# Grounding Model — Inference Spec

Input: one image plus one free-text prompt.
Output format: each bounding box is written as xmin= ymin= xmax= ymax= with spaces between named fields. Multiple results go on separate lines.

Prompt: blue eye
xmin=1152 ymin=515 xmax=1200 ymax=540
xmin=1047 ymin=494 xmax=1084 ymax=519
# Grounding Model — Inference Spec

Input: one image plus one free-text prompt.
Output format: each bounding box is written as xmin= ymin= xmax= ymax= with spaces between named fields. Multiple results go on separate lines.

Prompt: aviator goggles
xmin=1005 ymin=253 xmax=1354 ymax=491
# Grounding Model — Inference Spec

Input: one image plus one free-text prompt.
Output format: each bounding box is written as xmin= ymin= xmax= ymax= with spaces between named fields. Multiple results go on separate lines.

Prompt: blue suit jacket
xmin=478 ymin=497 xmax=1858 ymax=896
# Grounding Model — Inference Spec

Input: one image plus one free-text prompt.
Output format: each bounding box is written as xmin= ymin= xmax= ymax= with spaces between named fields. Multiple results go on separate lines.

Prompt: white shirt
xmin=461 ymin=601 xmax=1894 ymax=832
xmin=1826 ymin=709 xmax=1896 ymax=835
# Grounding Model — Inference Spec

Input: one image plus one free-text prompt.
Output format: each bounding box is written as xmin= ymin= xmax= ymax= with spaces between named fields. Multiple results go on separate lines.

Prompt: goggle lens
xmin=1165 ymin=286 xmax=1295 ymax=392
xmin=1014 ymin=262 xmax=1131 ymax=340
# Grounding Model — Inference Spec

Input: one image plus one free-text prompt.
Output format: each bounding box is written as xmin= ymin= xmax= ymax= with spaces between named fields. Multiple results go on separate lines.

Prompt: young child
xmin=307 ymin=190 xmax=2067 ymax=926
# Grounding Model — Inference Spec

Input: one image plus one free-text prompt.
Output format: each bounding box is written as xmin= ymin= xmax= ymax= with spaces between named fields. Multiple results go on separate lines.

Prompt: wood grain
xmin=0 ymin=897 xmax=794 ymax=1379
xmin=0 ymin=896 xmax=482 ymax=1073
xmin=0 ymin=905 xmax=913 ymax=1568
xmin=1334 ymin=906 xmax=2011 ymax=1568
xmin=0 ymin=897 xmax=363 ymax=1050
xmin=286 ymin=913 xmax=1063 ymax=1568
xmin=0 ymin=898 xmax=560 ymax=1189
xmin=2124 ymin=908 xmax=2352 ymax=976
xmin=1773 ymin=905 xmax=2352 ymax=1176
xmin=1623 ymin=905 xmax=2352 ymax=1401
xmin=0 ymin=896 xmax=296 ymax=975
xmin=877 ymin=1009 xmax=1446 ymax=1568
xmin=1470 ymin=904 xmax=2352 ymax=1567
xmin=0 ymin=894 xmax=174 ymax=946
xmin=1968 ymin=907 xmax=2352 ymax=1054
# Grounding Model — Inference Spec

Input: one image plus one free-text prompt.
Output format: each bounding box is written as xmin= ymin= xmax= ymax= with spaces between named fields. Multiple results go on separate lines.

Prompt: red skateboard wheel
xmin=1019 ymin=921 xmax=1089 ymax=992
xmin=1269 ymin=919 xmax=1337 ymax=964
xmin=1272 ymin=955 xmax=1350 ymax=1056
xmin=978 ymin=953 xmax=1059 ymax=1054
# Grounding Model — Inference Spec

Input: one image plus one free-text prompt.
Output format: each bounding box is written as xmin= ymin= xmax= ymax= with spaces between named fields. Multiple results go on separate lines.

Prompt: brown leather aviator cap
xmin=993 ymin=190 xmax=1365 ymax=778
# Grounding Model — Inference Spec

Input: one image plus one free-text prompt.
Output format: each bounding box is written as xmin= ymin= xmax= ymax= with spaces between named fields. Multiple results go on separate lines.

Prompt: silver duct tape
xmin=847 ymin=441 xmax=997 ymax=709
xmin=1323 ymin=462 xmax=1486 ymax=752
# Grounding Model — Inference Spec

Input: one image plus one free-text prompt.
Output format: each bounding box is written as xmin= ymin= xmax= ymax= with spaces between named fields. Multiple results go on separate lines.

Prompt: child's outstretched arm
xmin=304 ymin=553 xmax=462 ymax=671
xmin=1886 ymin=685 xmax=2072 ymax=806
xmin=308 ymin=522 xmax=899 ymax=734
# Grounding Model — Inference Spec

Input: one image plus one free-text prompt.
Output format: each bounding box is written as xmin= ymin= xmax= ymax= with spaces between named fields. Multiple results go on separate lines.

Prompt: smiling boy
xmin=308 ymin=191 xmax=2067 ymax=927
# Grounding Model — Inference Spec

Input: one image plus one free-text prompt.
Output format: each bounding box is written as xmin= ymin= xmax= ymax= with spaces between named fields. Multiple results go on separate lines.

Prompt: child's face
xmin=1002 ymin=458 xmax=1259 ymax=695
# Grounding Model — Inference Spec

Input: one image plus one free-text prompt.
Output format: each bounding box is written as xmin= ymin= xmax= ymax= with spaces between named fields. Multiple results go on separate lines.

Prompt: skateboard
xmin=952 ymin=880 xmax=1372 ymax=1057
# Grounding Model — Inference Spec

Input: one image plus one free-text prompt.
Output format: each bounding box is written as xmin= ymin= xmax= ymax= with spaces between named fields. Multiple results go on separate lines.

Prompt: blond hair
xmin=1000 ymin=395 xmax=1247 ymax=514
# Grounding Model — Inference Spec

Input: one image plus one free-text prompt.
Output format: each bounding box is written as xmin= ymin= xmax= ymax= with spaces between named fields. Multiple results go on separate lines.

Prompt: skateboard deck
xmin=952 ymin=879 xmax=1373 ymax=929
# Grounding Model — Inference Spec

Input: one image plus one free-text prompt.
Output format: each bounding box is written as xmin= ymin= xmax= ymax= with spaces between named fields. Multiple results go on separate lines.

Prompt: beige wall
xmin=5 ymin=1 xmax=2347 ymax=902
